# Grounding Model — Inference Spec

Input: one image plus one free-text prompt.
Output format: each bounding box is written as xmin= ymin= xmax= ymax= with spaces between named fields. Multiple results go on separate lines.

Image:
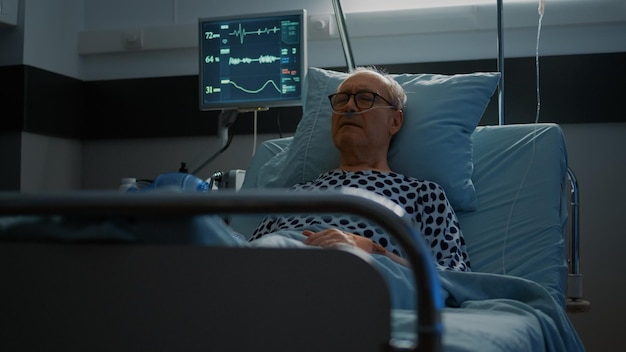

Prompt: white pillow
xmin=254 ymin=67 xmax=500 ymax=212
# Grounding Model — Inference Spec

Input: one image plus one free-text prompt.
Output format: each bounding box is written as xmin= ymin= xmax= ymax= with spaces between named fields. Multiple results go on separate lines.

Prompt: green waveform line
xmin=228 ymin=79 xmax=281 ymax=94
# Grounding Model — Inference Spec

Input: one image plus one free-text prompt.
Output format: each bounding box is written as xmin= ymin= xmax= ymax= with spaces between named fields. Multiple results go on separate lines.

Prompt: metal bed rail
xmin=0 ymin=189 xmax=443 ymax=352
xmin=566 ymin=168 xmax=591 ymax=313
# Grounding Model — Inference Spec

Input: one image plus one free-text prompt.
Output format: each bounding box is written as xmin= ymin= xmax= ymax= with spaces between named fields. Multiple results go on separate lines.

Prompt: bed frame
xmin=0 ymin=122 xmax=585 ymax=352
xmin=0 ymin=190 xmax=438 ymax=352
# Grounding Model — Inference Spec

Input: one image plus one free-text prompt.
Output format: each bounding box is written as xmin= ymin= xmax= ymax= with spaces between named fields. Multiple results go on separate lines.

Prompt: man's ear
xmin=390 ymin=110 xmax=403 ymax=136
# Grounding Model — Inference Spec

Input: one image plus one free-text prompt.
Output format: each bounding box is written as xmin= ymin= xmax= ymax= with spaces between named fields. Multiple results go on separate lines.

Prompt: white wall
xmin=76 ymin=0 xmax=626 ymax=80
xmin=7 ymin=0 xmax=85 ymax=191
xmin=22 ymin=0 xmax=84 ymax=78
xmin=0 ymin=0 xmax=23 ymax=65
xmin=20 ymin=132 xmax=82 ymax=192
xmin=14 ymin=0 xmax=626 ymax=81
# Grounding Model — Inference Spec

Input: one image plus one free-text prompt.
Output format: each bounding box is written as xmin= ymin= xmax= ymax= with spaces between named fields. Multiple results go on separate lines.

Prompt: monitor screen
xmin=199 ymin=10 xmax=307 ymax=111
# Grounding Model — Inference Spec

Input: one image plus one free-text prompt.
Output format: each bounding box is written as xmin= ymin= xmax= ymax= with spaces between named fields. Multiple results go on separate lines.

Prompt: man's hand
xmin=303 ymin=228 xmax=408 ymax=267
xmin=302 ymin=228 xmax=376 ymax=253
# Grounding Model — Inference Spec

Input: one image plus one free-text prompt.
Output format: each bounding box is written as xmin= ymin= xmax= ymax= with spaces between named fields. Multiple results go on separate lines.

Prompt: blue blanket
xmin=389 ymin=270 xmax=585 ymax=351
xmin=237 ymin=229 xmax=584 ymax=351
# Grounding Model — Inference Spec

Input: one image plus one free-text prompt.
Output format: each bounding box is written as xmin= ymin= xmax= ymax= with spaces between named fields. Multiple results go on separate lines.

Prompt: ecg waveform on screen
xmin=228 ymin=55 xmax=280 ymax=65
xmin=229 ymin=23 xmax=280 ymax=44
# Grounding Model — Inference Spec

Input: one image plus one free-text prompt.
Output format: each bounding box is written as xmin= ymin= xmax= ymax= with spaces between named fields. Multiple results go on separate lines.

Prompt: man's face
xmin=331 ymin=72 xmax=402 ymax=152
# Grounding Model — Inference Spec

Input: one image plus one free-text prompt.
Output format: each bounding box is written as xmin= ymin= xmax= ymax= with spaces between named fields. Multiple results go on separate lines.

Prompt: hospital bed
xmin=0 ymin=0 xmax=586 ymax=350
xmin=0 ymin=104 xmax=585 ymax=352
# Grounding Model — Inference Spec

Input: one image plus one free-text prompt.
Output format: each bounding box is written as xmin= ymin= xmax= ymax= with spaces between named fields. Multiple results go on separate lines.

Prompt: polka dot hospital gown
xmin=250 ymin=170 xmax=471 ymax=271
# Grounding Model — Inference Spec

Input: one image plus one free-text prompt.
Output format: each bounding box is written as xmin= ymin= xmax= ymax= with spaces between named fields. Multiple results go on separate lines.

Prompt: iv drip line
xmin=501 ymin=0 xmax=544 ymax=275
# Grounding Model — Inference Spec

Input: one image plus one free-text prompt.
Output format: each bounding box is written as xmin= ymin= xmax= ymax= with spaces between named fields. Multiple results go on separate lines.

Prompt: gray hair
xmin=350 ymin=66 xmax=407 ymax=111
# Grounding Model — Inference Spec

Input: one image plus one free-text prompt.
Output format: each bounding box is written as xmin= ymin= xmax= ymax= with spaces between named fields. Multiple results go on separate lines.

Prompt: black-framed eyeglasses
xmin=328 ymin=92 xmax=397 ymax=111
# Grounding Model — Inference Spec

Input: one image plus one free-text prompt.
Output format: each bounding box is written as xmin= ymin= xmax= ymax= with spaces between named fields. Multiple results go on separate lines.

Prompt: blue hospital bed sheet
xmin=245 ymin=231 xmax=583 ymax=352
xmin=457 ymin=124 xmax=570 ymax=308
xmin=389 ymin=269 xmax=584 ymax=352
